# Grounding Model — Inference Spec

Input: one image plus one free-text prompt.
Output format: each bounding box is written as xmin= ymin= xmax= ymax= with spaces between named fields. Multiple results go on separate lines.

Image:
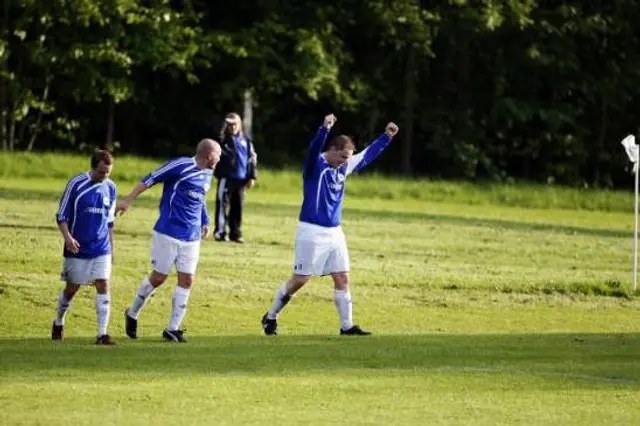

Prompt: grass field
xmin=1 ymin=152 xmax=640 ymax=425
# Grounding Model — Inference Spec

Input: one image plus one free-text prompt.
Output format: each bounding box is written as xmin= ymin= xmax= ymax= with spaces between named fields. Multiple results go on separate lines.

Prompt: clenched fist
xmin=385 ymin=122 xmax=399 ymax=137
xmin=323 ymin=114 xmax=337 ymax=129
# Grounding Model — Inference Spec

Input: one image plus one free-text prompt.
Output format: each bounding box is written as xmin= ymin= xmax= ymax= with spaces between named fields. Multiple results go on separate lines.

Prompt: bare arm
xmin=115 ymin=182 xmax=148 ymax=216
xmin=57 ymin=222 xmax=80 ymax=254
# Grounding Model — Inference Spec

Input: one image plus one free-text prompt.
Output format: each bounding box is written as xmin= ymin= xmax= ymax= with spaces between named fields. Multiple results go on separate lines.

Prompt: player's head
xmin=325 ymin=135 xmax=355 ymax=168
xmin=196 ymin=138 xmax=221 ymax=170
xmin=89 ymin=150 xmax=113 ymax=182
xmin=221 ymin=112 xmax=243 ymax=138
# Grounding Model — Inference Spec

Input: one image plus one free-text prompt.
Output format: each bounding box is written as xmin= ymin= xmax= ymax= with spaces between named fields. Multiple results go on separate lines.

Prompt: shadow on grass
xmin=249 ymin=201 xmax=632 ymax=239
xmin=0 ymin=333 xmax=639 ymax=386
xmin=0 ymin=186 xmax=631 ymax=239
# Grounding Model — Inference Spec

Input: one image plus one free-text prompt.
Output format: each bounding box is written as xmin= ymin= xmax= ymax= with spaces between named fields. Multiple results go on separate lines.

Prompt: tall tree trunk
xmin=243 ymin=89 xmax=253 ymax=138
xmin=105 ymin=97 xmax=114 ymax=150
xmin=593 ymin=92 xmax=609 ymax=187
xmin=27 ymin=79 xmax=51 ymax=151
xmin=8 ymin=99 xmax=17 ymax=151
xmin=0 ymin=78 xmax=6 ymax=151
xmin=8 ymin=58 xmax=23 ymax=151
xmin=1 ymin=0 xmax=10 ymax=150
xmin=366 ymin=105 xmax=379 ymax=143
xmin=401 ymin=46 xmax=416 ymax=175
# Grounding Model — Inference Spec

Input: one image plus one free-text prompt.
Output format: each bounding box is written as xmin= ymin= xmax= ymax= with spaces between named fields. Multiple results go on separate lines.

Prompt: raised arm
xmin=346 ymin=122 xmax=400 ymax=175
xmin=303 ymin=114 xmax=336 ymax=176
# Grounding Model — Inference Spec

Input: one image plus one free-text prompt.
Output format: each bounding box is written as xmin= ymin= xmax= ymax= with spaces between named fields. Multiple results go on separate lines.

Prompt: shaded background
xmin=2 ymin=0 xmax=640 ymax=187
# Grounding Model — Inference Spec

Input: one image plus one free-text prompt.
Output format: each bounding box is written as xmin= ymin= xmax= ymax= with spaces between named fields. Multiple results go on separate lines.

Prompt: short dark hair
xmin=327 ymin=135 xmax=356 ymax=151
xmin=91 ymin=150 xmax=113 ymax=169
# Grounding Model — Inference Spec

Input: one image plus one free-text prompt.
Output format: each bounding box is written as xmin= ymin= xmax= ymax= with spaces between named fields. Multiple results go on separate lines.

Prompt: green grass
xmin=1 ymin=152 xmax=640 ymax=425
xmin=1 ymin=151 xmax=635 ymax=211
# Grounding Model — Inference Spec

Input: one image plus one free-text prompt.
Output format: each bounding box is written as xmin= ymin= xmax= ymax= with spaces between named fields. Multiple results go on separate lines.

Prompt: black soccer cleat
xmin=261 ymin=313 xmax=278 ymax=335
xmin=214 ymin=233 xmax=228 ymax=242
xmin=125 ymin=309 xmax=138 ymax=339
xmin=51 ymin=321 xmax=63 ymax=341
xmin=340 ymin=325 xmax=372 ymax=336
xmin=95 ymin=334 xmax=117 ymax=345
xmin=162 ymin=329 xmax=187 ymax=343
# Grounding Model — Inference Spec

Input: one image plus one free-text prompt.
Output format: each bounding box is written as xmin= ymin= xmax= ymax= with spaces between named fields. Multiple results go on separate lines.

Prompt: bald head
xmin=197 ymin=138 xmax=220 ymax=155
xmin=195 ymin=138 xmax=221 ymax=170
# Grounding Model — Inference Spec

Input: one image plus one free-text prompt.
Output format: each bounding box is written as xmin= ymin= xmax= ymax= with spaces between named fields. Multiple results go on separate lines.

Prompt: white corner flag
xmin=621 ymin=134 xmax=639 ymax=292
xmin=622 ymin=135 xmax=639 ymax=171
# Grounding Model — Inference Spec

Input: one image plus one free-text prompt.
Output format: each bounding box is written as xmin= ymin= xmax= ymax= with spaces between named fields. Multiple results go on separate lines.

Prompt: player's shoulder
xmin=66 ymin=172 xmax=89 ymax=187
xmin=303 ymin=155 xmax=329 ymax=179
xmin=159 ymin=156 xmax=192 ymax=168
xmin=105 ymin=178 xmax=117 ymax=191
xmin=318 ymin=153 xmax=331 ymax=168
xmin=169 ymin=156 xmax=196 ymax=170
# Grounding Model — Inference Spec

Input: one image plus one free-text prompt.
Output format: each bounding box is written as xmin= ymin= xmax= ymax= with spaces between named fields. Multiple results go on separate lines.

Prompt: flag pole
xmin=621 ymin=134 xmax=639 ymax=293
xmin=634 ymin=162 xmax=639 ymax=292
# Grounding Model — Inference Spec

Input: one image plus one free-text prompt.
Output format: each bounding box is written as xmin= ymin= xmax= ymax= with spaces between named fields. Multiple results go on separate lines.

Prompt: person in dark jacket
xmin=213 ymin=112 xmax=258 ymax=243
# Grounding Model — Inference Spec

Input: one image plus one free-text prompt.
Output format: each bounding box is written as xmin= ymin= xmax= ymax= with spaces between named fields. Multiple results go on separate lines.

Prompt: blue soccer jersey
xmin=56 ymin=173 xmax=117 ymax=259
xmin=299 ymin=127 xmax=392 ymax=227
xmin=141 ymin=157 xmax=213 ymax=242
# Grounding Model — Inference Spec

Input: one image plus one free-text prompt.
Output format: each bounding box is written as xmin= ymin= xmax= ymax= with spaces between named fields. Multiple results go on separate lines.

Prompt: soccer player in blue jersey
xmin=261 ymin=114 xmax=399 ymax=336
xmin=116 ymin=139 xmax=221 ymax=343
xmin=52 ymin=150 xmax=117 ymax=345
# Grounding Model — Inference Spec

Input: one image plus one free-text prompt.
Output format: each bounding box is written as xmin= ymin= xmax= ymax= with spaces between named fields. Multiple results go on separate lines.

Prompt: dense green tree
xmin=3 ymin=0 xmax=640 ymax=188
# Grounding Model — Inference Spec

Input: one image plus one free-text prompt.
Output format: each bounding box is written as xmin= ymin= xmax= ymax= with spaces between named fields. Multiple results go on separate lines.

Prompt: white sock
xmin=128 ymin=276 xmax=155 ymax=319
xmin=334 ymin=289 xmax=353 ymax=330
xmin=95 ymin=293 xmax=111 ymax=336
xmin=54 ymin=291 xmax=71 ymax=326
xmin=267 ymin=283 xmax=292 ymax=320
xmin=168 ymin=286 xmax=191 ymax=331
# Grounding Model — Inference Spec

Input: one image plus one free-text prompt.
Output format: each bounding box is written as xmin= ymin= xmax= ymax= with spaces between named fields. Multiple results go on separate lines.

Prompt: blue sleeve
xmin=345 ymin=133 xmax=392 ymax=175
xmin=142 ymin=158 xmax=190 ymax=187
xmin=303 ymin=126 xmax=330 ymax=176
xmin=56 ymin=178 xmax=77 ymax=224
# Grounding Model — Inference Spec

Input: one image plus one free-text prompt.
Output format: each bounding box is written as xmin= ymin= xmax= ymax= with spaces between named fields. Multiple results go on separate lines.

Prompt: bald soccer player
xmin=116 ymin=139 xmax=221 ymax=342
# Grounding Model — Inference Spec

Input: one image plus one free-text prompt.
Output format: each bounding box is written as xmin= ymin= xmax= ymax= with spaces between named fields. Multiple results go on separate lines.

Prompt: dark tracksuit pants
xmin=214 ymin=177 xmax=246 ymax=240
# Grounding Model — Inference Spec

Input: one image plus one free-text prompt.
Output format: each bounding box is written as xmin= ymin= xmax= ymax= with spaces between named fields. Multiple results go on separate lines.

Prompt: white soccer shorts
xmin=60 ymin=255 xmax=112 ymax=285
xmin=292 ymin=222 xmax=350 ymax=276
xmin=150 ymin=231 xmax=200 ymax=275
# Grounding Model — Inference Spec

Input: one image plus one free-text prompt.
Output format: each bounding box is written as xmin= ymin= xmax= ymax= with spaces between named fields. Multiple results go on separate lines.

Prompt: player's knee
xmin=289 ymin=274 xmax=310 ymax=292
xmin=149 ymin=271 xmax=168 ymax=287
xmin=331 ymin=272 xmax=349 ymax=290
xmin=94 ymin=280 xmax=109 ymax=294
xmin=177 ymin=274 xmax=194 ymax=289
xmin=64 ymin=283 xmax=81 ymax=298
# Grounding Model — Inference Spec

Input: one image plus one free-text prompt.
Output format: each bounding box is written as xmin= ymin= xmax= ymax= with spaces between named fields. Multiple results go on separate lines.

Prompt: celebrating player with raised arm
xmin=261 ymin=114 xmax=399 ymax=335
xmin=116 ymin=139 xmax=221 ymax=343
xmin=52 ymin=150 xmax=117 ymax=345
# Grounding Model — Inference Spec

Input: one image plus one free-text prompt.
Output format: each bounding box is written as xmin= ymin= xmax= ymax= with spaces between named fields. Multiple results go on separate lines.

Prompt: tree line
xmin=3 ymin=0 xmax=640 ymax=188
